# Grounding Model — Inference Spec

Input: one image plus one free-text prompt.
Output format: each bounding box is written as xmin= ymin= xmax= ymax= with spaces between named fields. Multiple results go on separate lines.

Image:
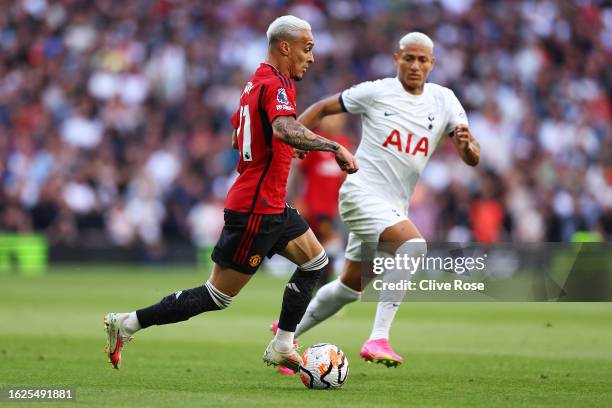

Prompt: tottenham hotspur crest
xmin=277 ymin=88 xmax=288 ymax=104
xmin=427 ymin=113 xmax=435 ymax=130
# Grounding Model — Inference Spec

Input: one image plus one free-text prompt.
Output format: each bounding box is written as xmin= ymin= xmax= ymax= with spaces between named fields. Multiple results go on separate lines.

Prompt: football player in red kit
xmin=104 ymin=15 xmax=358 ymax=373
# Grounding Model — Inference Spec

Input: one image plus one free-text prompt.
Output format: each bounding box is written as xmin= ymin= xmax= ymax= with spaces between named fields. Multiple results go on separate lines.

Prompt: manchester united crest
xmin=249 ymin=254 xmax=262 ymax=267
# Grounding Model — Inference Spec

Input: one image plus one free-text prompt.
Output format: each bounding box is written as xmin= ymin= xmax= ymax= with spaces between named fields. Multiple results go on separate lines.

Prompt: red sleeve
xmin=230 ymin=108 xmax=240 ymax=129
xmin=263 ymin=79 xmax=297 ymax=124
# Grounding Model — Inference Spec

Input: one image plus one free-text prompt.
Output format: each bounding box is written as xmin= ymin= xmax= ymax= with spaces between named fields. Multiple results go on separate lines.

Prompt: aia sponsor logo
xmin=382 ymin=129 xmax=429 ymax=156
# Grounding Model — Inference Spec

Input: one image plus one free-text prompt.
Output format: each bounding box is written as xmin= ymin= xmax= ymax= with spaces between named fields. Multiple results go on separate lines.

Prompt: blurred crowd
xmin=0 ymin=0 xmax=610 ymax=257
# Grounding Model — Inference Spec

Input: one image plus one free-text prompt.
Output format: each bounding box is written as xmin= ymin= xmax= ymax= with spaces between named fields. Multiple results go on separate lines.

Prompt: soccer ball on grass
xmin=298 ymin=343 xmax=349 ymax=389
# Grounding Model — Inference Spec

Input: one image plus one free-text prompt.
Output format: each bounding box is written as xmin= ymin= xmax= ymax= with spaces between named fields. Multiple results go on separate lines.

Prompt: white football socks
xmin=369 ymin=301 xmax=399 ymax=340
xmin=368 ymin=238 xmax=427 ymax=341
xmin=274 ymin=328 xmax=295 ymax=352
xmin=294 ymin=278 xmax=361 ymax=338
xmin=123 ymin=312 xmax=142 ymax=335
xmin=369 ymin=264 xmax=403 ymax=340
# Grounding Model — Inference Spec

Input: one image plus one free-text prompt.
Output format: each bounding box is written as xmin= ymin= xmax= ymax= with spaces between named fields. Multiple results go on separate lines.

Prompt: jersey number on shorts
xmin=237 ymin=105 xmax=252 ymax=161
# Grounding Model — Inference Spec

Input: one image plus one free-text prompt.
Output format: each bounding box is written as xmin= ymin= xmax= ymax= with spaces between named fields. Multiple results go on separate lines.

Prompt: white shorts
xmin=338 ymin=189 xmax=408 ymax=262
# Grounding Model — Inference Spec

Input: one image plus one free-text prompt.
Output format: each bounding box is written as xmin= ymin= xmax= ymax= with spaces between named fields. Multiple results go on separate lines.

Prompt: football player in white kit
xmin=273 ymin=32 xmax=480 ymax=369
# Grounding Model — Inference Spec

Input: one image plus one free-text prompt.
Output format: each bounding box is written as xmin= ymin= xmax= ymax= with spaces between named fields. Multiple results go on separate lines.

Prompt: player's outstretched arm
xmin=272 ymin=116 xmax=358 ymax=173
xmin=298 ymin=92 xmax=345 ymax=129
xmin=450 ymin=124 xmax=480 ymax=166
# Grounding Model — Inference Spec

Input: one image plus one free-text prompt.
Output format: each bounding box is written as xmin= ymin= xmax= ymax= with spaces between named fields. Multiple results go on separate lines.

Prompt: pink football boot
xmin=360 ymin=338 xmax=404 ymax=367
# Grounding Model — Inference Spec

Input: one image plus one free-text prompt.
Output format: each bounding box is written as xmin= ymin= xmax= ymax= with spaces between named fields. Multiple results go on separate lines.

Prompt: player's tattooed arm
xmin=272 ymin=116 xmax=340 ymax=152
xmin=451 ymin=124 xmax=480 ymax=166
xmin=272 ymin=116 xmax=358 ymax=173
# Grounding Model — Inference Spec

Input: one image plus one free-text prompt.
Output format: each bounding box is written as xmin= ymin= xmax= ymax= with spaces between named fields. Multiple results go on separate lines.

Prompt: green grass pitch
xmin=1 ymin=266 xmax=611 ymax=407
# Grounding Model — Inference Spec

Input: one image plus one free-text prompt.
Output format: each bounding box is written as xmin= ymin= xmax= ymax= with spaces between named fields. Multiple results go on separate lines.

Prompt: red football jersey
xmin=226 ymin=63 xmax=297 ymax=214
xmin=299 ymin=133 xmax=352 ymax=218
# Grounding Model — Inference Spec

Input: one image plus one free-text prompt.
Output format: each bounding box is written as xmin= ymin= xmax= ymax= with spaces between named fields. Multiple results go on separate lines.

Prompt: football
xmin=299 ymin=343 xmax=349 ymax=389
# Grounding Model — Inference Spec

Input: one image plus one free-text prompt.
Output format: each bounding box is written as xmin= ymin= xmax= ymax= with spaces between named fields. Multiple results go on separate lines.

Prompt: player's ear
xmin=392 ymin=51 xmax=400 ymax=66
xmin=279 ymin=40 xmax=290 ymax=56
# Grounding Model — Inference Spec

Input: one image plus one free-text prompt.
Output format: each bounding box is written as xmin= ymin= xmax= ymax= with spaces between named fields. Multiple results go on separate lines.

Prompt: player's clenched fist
xmin=452 ymin=124 xmax=479 ymax=166
xmin=334 ymin=145 xmax=359 ymax=174
xmin=453 ymin=124 xmax=473 ymax=145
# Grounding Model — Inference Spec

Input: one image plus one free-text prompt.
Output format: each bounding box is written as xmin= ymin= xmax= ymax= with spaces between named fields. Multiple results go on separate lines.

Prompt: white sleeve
xmin=340 ymin=81 xmax=378 ymax=114
xmin=444 ymin=90 xmax=468 ymax=135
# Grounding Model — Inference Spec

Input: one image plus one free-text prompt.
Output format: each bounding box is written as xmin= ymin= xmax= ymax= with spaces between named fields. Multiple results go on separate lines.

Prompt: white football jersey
xmin=340 ymin=77 xmax=468 ymax=210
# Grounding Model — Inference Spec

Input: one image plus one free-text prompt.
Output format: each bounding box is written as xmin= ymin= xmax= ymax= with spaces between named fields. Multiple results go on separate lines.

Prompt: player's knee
xmin=204 ymin=281 xmax=233 ymax=310
xmin=335 ymin=278 xmax=362 ymax=302
xmin=397 ymin=237 xmax=427 ymax=257
xmin=287 ymin=250 xmax=329 ymax=295
xmin=298 ymin=250 xmax=328 ymax=274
